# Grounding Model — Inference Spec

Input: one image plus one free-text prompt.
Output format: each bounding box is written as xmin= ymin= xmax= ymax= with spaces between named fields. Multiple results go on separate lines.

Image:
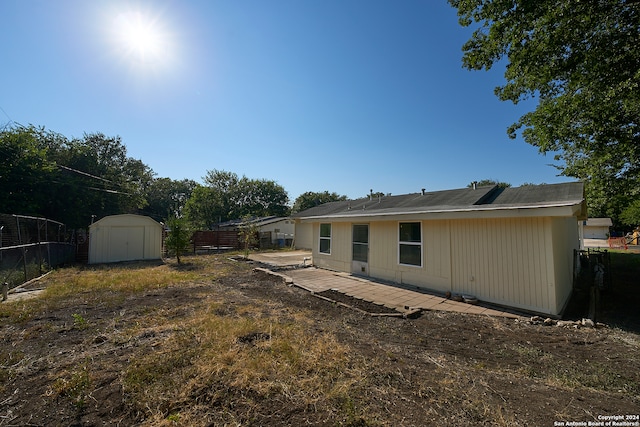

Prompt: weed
xmin=50 ymin=361 xmax=92 ymax=409
xmin=513 ymin=343 xmax=545 ymax=360
xmin=72 ymin=313 xmax=88 ymax=329
xmin=549 ymin=361 xmax=640 ymax=394
xmin=166 ymin=413 xmax=181 ymax=422
xmin=0 ymin=350 xmax=25 ymax=385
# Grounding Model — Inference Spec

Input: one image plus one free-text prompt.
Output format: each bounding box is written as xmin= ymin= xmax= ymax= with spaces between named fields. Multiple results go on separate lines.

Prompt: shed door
xmin=109 ymin=227 xmax=144 ymax=262
xmin=351 ymin=224 xmax=369 ymax=276
xmin=584 ymin=227 xmax=607 ymax=239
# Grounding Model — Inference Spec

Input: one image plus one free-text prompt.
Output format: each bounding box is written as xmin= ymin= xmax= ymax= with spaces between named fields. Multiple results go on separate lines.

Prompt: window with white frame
xmin=399 ymin=222 xmax=422 ymax=266
xmin=319 ymin=223 xmax=331 ymax=254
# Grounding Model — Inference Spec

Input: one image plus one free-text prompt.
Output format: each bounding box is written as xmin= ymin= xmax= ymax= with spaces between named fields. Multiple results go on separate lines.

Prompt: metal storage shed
xmin=89 ymin=214 xmax=163 ymax=264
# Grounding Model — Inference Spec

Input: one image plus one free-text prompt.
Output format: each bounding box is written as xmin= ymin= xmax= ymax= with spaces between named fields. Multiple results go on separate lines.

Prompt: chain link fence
xmin=0 ymin=214 xmax=75 ymax=289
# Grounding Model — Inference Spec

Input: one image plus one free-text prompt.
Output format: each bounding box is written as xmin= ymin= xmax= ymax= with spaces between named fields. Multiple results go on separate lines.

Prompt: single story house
xmin=218 ymin=216 xmax=295 ymax=248
xmin=292 ymin=182 xmax=586 ymax=316
xmin=89 ymin=214 xmax=163 ymax=264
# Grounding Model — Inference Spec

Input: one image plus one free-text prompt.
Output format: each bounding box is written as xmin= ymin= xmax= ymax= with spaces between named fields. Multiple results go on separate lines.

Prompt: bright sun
xmin=113 ymin=11 xmax=168 ymax=65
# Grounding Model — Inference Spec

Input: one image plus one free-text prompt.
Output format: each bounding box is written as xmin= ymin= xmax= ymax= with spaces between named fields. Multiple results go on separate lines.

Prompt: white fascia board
xmin=297 ymin=202 xmax=584 ymax=223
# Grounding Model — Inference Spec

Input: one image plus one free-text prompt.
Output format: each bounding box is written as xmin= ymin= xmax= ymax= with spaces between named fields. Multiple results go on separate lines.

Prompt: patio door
xmin=351 ymin=224 xmax=369 ymax=276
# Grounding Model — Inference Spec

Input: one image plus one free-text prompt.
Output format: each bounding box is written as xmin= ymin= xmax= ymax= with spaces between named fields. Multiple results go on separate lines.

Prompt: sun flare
xmin=113 ymin=11 xmax=169 ymax=65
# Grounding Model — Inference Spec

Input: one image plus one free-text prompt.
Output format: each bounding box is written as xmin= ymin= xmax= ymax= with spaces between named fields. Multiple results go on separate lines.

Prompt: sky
xmin=1 ymin=0 xmax=572 ymax=203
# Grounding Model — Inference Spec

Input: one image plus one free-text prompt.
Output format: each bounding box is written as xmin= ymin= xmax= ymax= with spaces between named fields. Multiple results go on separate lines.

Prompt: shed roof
xmin=292 ymin=182 xmax=585 ymax=220
xmin=90 ymin=214 xmax=162 ymax=228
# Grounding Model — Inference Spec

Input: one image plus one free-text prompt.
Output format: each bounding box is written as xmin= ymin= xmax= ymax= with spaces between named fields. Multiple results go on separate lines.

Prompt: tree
xmin=51 ymin=132 xmax=154 ymax=227
xmin=449 ymin=0 xmax=640 ymax=224
xmin=164 ymin=216 xmax=191 ymax=264
xmin=620 ymin=200 xmax=640 ymax=227
xmin=188 ymin=170 xmax=290 ymax=226
xmin=0 ymin=126 xmax=56 ymax=216
xmin=183 ymin=185 xmax=224 ymax=229
xmin=235 ymin=178 xmax=290 ymax=218
xmin=292 ymin=191 xmax=348 ymax=213
xmin=467 ymin=180 xmax=511 ymax=189
xmin=0 ymin=125 xmax=157 ymax=228
xmin=238 ymin=215 xmax=260 ymax=258
xmin=141 ymin=178 xmax=198 ymax=221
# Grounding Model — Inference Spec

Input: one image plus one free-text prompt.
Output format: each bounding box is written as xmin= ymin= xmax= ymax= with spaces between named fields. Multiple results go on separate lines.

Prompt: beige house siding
xmin=294 ymin=222 xmax=313 ymax=250
xmin=313 ymin=222 xmax=351 ymax=273
xmin=450 ymin=217 xmax=554 ymax=314
xmin=366 ymin=220 xmax=452 ymax=291
xmin=307 ymin=215 xmax=577 ymax=315
xmin=551 ymin=217 xmax=579 ymax=314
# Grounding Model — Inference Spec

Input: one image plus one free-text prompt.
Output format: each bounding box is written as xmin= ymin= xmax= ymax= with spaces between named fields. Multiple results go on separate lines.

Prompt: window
xmin=399 ymin=222 xmax=421 ymax=266
xmin=319 ymin=223 xmax=331 ymax=254
xmin=352 ymin=224 xmax=369 ymax=262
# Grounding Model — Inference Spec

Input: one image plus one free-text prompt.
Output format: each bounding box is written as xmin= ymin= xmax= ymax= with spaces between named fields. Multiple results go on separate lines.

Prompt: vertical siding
xmin=312 ymin=222 xmax=351 ymax=272
xmin=423 ymin=221 xmax=451 ymax=280
xmin=369 ymin=221 xmax=451 ymax=291
xmin=89 ymin=215 xmax=162 ymax=264
xmin=551 ymin=217 xmax=579 ymax=314
xmin=294 ymin=222 xmax=314 ymax=250
xmin=369 ymin=221 xmax=399 ymax=283
xmin=450 ymin=217 xmax=554 ymax=314
xmin=307 ymin=215 xmax=575 ymax=315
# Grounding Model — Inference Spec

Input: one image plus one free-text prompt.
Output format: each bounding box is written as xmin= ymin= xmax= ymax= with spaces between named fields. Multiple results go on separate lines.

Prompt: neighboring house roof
xmin=292 ymin=182 xmax=585 ymax=220
xmin=584 ymin=218 xmax=613 ymax=227
xmin=218 ymin=216 xmax=290 ymax=228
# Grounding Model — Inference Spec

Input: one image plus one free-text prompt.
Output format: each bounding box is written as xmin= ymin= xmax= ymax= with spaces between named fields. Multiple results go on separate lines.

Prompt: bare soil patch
xmin=0 ymin=254 xmax=638 ymax=426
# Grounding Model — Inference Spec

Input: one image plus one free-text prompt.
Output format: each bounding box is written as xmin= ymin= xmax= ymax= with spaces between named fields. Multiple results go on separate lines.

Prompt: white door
xmin=109 ymin=227 xmax=144 ymax=262
xmin=351 ymin=224 xmax=369 ymax=276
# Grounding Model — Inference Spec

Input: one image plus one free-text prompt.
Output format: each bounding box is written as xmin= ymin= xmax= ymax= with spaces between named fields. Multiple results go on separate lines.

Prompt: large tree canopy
xmin=0 ymin=125 xmax=158 ymax=228
xmin=292 ymin=191 xmax=348 ymax=213
xmin=140 ymin=177 xmax=198 ymax=221
xmin=184 ymin=170 xmax=290 ymax=228
xmin=449 ymin=0 xmax=640 ymax=223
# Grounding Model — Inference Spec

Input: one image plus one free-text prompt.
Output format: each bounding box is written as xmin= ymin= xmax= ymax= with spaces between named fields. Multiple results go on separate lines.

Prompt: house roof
xmin=218 ymin=216 xmax=290 ymax=228
xmin=292 ymin=182 xmax=585 ymax=220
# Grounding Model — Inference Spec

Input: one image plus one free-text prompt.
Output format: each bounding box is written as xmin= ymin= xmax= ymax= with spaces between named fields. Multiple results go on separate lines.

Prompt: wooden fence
xmin=192 ymin=230 xmax=240 ymax=253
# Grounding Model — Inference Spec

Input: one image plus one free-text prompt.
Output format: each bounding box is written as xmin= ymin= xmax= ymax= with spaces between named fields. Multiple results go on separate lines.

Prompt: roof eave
xmin=297 ymin=201 xmax=585 ymax=222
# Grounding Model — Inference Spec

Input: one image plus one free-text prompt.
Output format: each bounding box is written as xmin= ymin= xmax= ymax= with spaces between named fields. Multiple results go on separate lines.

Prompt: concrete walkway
xmin=250 ymin=252 xmax=520 ymax=318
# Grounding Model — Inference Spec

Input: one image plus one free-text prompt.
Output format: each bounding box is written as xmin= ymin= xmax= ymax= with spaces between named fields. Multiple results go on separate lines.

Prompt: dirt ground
xmin=0 ymin=254 xmax=638 ymax=426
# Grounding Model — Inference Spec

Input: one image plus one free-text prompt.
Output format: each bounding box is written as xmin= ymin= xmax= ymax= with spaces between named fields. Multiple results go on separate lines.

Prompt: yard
xmin=0 ymin=252 xmax=638 ymax=426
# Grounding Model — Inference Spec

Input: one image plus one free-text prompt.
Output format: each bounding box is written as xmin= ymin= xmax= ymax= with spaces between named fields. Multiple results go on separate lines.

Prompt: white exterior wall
xmin=294 ymin=220 xmax=317 ymax=250
xmin=260 ymin=219 xmax=295 ymax=245
xmin=307 ymin=214 xmax=579 ymax=315
xmin=583 ymin=225 xmax=610 ymax=239
xmin=294 ymin=221 xmax=313 ymax=250
xmin=89 ymin=215 xmax=163 ymax=264
xmin=584 ymin=225 xmax=609 ymax=240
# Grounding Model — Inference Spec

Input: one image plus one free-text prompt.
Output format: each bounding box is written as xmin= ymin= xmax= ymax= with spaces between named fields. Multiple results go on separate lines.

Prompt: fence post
xmin=22 ymin=247 xmax=28 ymax=283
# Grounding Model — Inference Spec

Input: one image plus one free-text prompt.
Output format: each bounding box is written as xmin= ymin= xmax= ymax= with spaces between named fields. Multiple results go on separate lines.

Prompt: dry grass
xmin=1 ymin=254 xmax=638 ymax=426
xmin=3 ymin=256 xmax=375 ymax=425
xmin=121 ymin=300 xmax=367 ymax=425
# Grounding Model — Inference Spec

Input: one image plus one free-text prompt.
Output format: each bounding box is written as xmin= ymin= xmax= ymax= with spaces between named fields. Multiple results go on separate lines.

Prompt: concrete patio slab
xmin=250 ymin=251 xmax=522 ymax=318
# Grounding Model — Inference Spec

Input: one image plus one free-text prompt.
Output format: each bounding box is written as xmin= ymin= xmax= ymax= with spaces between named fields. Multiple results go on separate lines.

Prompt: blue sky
xmin=1 ymin=0 xmax=570 ymax=202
